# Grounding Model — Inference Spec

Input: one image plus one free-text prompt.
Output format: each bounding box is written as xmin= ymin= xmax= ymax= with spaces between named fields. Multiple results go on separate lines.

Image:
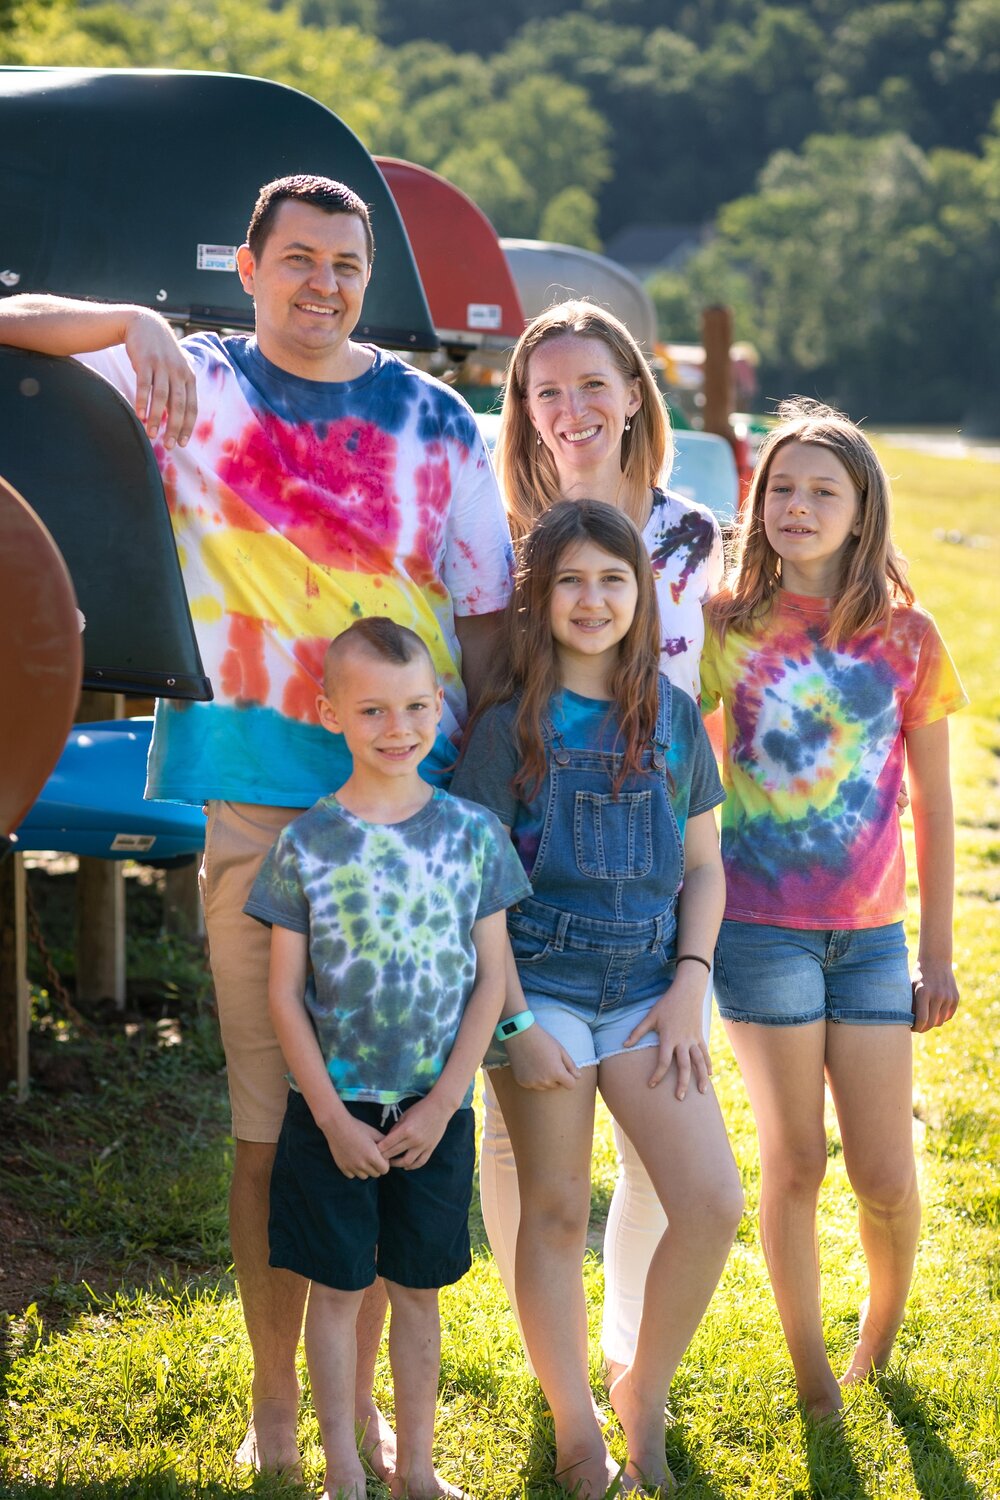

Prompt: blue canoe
xmin=15 ymin=719 xmax=206 ymax=861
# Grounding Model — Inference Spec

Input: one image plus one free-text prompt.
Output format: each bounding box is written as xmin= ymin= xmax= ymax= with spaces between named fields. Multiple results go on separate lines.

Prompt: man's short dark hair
xmin=246 ymin=175 xmax=374 ymax=263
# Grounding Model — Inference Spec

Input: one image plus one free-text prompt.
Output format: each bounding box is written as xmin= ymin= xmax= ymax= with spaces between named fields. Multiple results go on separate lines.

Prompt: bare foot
xmin=320 ymin=1460 xmax=367 ymax=1500
xmin=554 ymin=1442 xmax=621 ymax=1499
xmin=388 ymin=1469 xmax=473 ymax=1499
xmin=607 ymin=1369 xmax=675 ymax=1495
xmin=233 ymin=1396 xmax=302 ymax=1476
xmin=840 ymin=1298 xmax=899 ymax=1387
xmin=798 ymin=1387 xmax=844 ymax=1424
xmin=356 ymin=1398 xmax=397 ymax=1482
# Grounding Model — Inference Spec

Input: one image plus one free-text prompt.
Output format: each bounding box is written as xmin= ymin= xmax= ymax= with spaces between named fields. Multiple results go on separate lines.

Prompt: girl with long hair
xmin=452 ymin=500 xmax=742 ymax=1494
xmin=485 ymin=300 xmax=725 ymax=1387
xmin=703 ymin=399 xmax=965 ymax=1417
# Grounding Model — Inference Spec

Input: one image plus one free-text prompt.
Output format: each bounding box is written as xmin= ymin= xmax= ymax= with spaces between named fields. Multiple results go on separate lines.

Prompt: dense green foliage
xmin=3 ymin=0 xmax=998 ymax=417
xmin=672 ymin=120 xmax=1000 ymax=422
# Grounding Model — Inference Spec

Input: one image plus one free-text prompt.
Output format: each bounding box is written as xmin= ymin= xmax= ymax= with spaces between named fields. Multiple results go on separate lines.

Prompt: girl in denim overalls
xmin=452 ymin=500 xmax=742 ymax=1497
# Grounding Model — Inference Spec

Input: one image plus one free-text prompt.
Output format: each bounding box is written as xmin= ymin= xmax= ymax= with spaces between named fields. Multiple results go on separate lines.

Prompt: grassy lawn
xmin=1 ymin=445 xmax=997 ymax=1498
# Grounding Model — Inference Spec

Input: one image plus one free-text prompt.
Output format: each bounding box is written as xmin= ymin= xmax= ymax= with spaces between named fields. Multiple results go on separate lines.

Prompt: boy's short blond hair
xmin=323 ymin=617 xmax=435 ymax=694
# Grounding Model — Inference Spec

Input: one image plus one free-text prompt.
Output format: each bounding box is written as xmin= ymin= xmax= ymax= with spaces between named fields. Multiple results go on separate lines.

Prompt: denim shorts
xmin=488 ymin=989 xmax=667 ymax=1071
xmin=714 ymin=919 xmax=914 ymax=1027
xmin=268 ymin=1090 xmax=475 ymax=1290
xmin=486 ymin=899 xmax=676 ymax=1070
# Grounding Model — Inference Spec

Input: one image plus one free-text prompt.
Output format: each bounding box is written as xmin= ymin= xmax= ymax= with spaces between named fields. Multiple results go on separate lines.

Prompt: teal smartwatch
xmin=494 ymin=1010 xmax=536 ymax=1043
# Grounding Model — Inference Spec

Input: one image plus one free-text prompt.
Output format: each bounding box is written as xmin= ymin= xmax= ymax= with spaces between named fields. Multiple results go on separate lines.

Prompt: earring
xmin=624 ymin=419 xmax=631 ymax=433
xmin=536 ymin=431 xmax=542 ymax=445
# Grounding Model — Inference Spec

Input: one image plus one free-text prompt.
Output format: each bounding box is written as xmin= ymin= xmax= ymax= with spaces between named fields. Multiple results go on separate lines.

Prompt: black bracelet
xmin=676 ymin=953 xmax=712 ymax=972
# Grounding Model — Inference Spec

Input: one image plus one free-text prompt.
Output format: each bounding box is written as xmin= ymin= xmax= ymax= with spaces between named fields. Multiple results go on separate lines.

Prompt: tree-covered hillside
xmin=3 ymin=0 xmax=998 ymax=419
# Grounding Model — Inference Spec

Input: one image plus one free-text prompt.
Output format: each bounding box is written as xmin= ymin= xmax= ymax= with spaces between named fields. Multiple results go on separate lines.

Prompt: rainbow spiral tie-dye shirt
xmin=700 ymin=591 xmax=967 ymax=929
xmin=81 ymin=337 xmax=514 ymax=805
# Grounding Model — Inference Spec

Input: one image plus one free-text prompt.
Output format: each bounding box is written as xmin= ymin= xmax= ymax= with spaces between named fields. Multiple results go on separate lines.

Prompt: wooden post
xmin=0 ymin=852 xmax=29 ymax=1100
xmin=75 ymin=691 xmax=126 ymax=1008
xmin=163 ymin=863 xmax=204 ymax=940
xmin=702 ymin=304 xmax=736 ymax=447
xmin=75 ymin=856 xmax=126 ymax=1005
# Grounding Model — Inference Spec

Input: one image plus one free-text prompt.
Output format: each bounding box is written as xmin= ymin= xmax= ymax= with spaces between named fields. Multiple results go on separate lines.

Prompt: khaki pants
xmin=200 ymin=800 xmax=305 ymax=1142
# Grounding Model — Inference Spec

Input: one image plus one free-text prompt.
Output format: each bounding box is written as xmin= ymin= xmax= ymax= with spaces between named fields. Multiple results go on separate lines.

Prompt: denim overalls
xmin=508 ymin=679 xmax=685 ymax=1020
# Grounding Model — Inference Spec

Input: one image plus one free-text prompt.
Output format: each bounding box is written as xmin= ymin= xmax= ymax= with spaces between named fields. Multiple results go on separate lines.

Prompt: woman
xmin=482 ymin=300 xmax=725 ymax=1388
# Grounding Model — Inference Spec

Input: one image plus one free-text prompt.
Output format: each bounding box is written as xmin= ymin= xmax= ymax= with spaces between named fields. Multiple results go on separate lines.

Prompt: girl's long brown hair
xmin=709 ymin=397 xmax=913 ymax=645
xmin=496 ymin=300 xmax=671 ymax=542
xmin=471 ymin=500 xmax=662 ymax=798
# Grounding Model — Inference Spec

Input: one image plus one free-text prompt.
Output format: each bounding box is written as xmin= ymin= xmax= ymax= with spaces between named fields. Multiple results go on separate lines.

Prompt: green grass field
xmin=1 ymin=445 xmax=997 ymax=1498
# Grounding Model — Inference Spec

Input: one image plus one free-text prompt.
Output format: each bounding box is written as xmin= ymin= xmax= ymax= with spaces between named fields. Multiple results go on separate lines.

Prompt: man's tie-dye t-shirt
xmin=244 ymin=789 xmax=531 ymax=1105
xmin=700 ymin=591 xmax=966 ymax=929
xmin=80 ymin=336 xmax=514 ymax=805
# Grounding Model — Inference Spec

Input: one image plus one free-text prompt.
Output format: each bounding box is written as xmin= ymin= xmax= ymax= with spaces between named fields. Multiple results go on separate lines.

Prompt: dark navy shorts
xmin=268 ymin=1089 xmax=475 ymax=1291
xmin=714 ymin=919 xmax=914 ymax=1027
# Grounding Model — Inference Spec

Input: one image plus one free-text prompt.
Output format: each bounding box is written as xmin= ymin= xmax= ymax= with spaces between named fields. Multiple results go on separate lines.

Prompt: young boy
xmin=244 ymin=616 xmax=529 ymax=1500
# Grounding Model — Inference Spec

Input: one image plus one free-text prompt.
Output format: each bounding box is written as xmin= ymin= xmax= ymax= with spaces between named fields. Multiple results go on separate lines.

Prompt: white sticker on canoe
xmin=110 ymin=833 xmax=156 ymax=852
xmin=197 ymin=244 xmax=238 ymax=272
xmin=467 ymin=303 xmax=502 ymax=330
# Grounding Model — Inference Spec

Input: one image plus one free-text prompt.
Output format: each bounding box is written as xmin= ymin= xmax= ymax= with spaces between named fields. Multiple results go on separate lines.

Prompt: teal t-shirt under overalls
xmin=451 ymin=678 xmax=724 ymax=1013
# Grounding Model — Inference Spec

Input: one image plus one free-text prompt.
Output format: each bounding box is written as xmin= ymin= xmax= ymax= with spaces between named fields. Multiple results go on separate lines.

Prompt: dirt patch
xmin=0 ymin=1019 xmax=225 ymax=1323
xmin=0 ymin=1200 xmax=67 ymax=1317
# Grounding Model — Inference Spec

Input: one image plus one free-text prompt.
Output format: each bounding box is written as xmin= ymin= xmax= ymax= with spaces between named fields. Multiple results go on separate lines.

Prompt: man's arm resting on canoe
xmin=0 ymin=294 xmax=197 ymax=448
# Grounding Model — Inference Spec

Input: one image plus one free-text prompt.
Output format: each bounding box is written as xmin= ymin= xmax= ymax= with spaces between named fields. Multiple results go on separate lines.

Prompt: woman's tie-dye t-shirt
xmin=80 ymin=336 xmax=514 ymax=805
xmin=244 ymin=789 xmax=531 ymax=1105
xmin=700 ymin=591 xmax=966 ymax=929
xmin=643 ymin=487 xmax=723 ymax=700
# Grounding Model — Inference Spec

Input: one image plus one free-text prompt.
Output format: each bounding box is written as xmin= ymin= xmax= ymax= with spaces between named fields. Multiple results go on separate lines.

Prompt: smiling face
xmin=318 ymin=651 xmax=443 ymax=784
xmin=235 ymin=200 xmax=372 ymax=380
xmin=548 ymin=539 xmax=639 ymax=682
xmin=524 ymin=334 xmax=641 ymax=498
xmin=763 ymin=440 xmax=862 ymax=595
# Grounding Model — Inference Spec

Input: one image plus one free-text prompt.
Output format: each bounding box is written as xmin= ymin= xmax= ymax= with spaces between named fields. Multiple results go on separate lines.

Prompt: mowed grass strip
xmin=1 ymin=445 xmax=997 ymax=1497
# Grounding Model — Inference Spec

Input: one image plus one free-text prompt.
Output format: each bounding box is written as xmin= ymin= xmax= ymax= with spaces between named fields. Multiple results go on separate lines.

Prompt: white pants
xmin=479 ymin=980 xmax=714 ymax=1368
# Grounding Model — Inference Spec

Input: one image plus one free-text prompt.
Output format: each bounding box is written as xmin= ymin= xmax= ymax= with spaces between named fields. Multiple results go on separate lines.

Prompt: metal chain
xmin=23 ymin=879 xmax=93 ymax=1034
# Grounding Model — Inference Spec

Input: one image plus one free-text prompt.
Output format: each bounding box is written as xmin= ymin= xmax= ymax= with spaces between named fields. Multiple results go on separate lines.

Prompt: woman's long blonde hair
xmin=496 ymin=300 xmax=671 ymax=542
xmin=468 ymin=500 xmax=662 ymax=799
xmin=709 ymin=398 xmax=913 ymax=645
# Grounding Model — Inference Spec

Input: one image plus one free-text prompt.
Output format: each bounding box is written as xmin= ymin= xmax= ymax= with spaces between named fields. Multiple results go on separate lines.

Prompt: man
xmin=0 ymin=175 xmax=513 ymax=1477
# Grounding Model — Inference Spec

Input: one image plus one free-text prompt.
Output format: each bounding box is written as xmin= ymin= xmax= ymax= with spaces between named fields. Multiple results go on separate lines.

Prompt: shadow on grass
xmin=665 ymin=1423 xmax=728 ymax=1498
xmin=0 ymin=1261 xmax=237 ymax=1343
xmin=802 ymin=1412 xmax=872 ymax=1499
xmin=0 ymin=1480 xmax=300 ymax=1500
xmin=518 ymin=1390 xmax=728 ymax=1499
xmin=881 ymin=1372 xmax=981 ymax=1500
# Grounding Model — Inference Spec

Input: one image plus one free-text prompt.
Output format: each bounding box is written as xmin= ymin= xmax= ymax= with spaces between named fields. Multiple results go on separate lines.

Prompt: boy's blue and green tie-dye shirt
xmin=244 ymin=789 xmax=530 ymax=1105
